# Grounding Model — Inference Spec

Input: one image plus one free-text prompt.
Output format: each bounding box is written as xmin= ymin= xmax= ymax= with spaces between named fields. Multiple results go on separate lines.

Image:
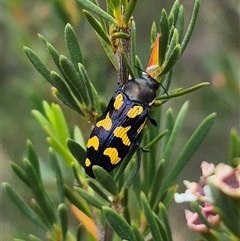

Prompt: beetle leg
xmin=117 ymin=82 xmax=121 ymax=89
xmin=134 ymin=138 xmax=150 ymax=152
xmin=148 ymin=114 xmax=157 ymax=126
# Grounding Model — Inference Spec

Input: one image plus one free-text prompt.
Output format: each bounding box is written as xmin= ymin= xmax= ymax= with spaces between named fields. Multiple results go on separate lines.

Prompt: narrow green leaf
xmin=121 ymin=148 xmax=141 ymax=190
xmin=47 ymin=136 xmax=75 ymax=166
xmin=103 ymin=206 xmax=136 ymax=241
xmin=165 ymin=28 xmax=179 ymax=60
xmin=10 ymin=161 xmax=29 ymax=187
xmin=77 ymin=0 xmax=116 ymax=23
xmin=86 ymin=179 xmax=111 ymax=203
xmin=158 ymin=82 xmax=210 ymax=100
xmin=109 ymin=0 xmax=121 ymax=11
xmin=92 ymin=0 xmax=108 ymax=31
xmin=42 ymin=101 xmax=55 ymax=126
xmin=159 ymin=9 xmax=169 ymax=66
xmin=65 ymin=23 xmax=83 ymax=69
xmin=23 ymin=47 xmax=53 ymax=85
xmin=33 ymin=108 xmax=74 ymax=165
xmin=131 ymin=175 xmax=142 ymax=210
xmin=2 ymin=182 xmax=48 ymax=230
xmin=59 ymin=55 xmax=89 ymax=106
xmin=30 ymin=199 xmax=52 ymax=229
xmin=111 ymin=32 xmax=130 ymax=39
xmin=83 ymin=10 xmax=111 ymax=46
xmin=76 ymin=187 xmax=106 ymax=209
xmin=130 ymin=20 xmax=137 ymax=73
xmin=201 ymin=231 xmax=233 ymax=241
xmin=121 ymin=51 xmax=135 ymax=79
xmin=154 ymin=213 xmax=169 ymax=241
xmin=58 ymin=203 xmax=69 ymax=241
xmin=141 ymin=192 xmax=163 ymax=241
xmin=64 ymin=185 xmax=91 ymax=216
xmin=93 ymin=166 xmax=118 ymax=196
xmin=71 ymin=162 xmax=83 ymax=187
xmin=180 ymin=0 xmax=201 ymax=57
xmin=162 ymin=101 xmax=189 ymax=162
xmin=132 ymin=223 xmax=144 ymax=241
xmin=190 ymin=201 xmax=212 ymax=229
xmin=150 ymin=21 xmax=157 ymax=50
xmin=78 ymin=64 xmax=95 ymax=109
xmin=32 ymin=110 xmax=54 ymax=136
xmin=73 ymin=125 xmax=86 ymax=149
xmin=67 ymin=138 xmax=86 ymax=168
xmin=29 ymin=235 xmax=43 ymax=241
xmin=49 ymin=149 xmax=65 ymax=204
xmin=38 ymin=34 xmax=61 ymax=70
xmin=123 ymin=0 xmax=137 ymax=25
xmin=121 ymin=0 xmax=128 ymax=9
xmin=134 ymin=55 xmax=143 ymax=71
xmin=24 ymin=159 xmax=56 ymax=225
xmin=144 ymin=110 xmax=162 ymax=180
xmin=42 ymin=102 xmax=69 ymax=146
xmin=150 ymin=159 xmax=166 ymax=206
xmin=53 ymin=89 xmax=75 ymax=112
xmin=168 ymin=13 xmax=174 ymax=29
xmin=51 ymin=71 xmax=84 ymax=116
xmin=229 ymin=128 xmax=240 ymax=166
xmin=89 ymin=82 xmax=104 ymax=116
xmin=160 ymin=44 xmax=180 ymax=78
xmin=51 ymin=103 xmax=70 ymax=143
xmin=162 ymin=185 xmax=177 ymax=208
xmin=169 ymin=0 xmax=180 ymax=26
xmin=109 ymin=0 xmax=121 ymax=21
xmin=122 ymin=189 xmax=130 ymax=226
xmin=114 ymin=143 xmax=139 ymax=182
xmin=26 ymin=140 xmax=41 ymax=180
xmin=97 ymin=34 xmax=118 ymax=69
xmin=176 ymin=5 xmax=184 ymax=43
xmin=144 ymin=129 xmax=168 ymax=149
xmin=159 ymin=203 xmax=173 ymax=241
xmin=161 ymin=113 xmax=216 ymax=195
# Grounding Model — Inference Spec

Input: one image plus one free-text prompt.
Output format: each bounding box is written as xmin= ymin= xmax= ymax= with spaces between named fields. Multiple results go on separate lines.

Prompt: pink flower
xmin=174 ymin=162 xmax=217 ymax=203
xmin=185 ymin=209 xmax=208 ymax=233
xmin=201 ymin=161 xmax=215 ymax=178
xmin=185 ymin=204 xmax=220 ymax=233
xmin=208 ymin=164 xmax=240 ymax=198
xmin=175 ymin=161 xmax=239 ymax=236
xmin=202 ymin=203 xmax=220 ymax=226
xmin=174 ymin=179 xmax=212 ymax=203
xmin=174 ymin=189 xmax=198 ymax=203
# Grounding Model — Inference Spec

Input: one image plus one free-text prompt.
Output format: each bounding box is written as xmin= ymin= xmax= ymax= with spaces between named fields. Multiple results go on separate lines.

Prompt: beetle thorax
xmin=122 ymin=75 xmax=159 ymax=105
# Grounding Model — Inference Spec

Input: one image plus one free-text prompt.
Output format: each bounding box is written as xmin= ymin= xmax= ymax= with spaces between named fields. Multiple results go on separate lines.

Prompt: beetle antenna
xmin=134 ymin=65 xmax=169 ymax=96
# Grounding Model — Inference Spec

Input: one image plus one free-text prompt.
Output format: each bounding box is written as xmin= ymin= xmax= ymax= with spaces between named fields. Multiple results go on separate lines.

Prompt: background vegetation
xmin=1 ymin=0 xmax=239 ymax=240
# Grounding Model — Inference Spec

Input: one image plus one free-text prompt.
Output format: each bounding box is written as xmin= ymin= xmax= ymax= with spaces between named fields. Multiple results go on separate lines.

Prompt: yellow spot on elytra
xmin=85 ymin=158 xmax=91 ymax=167
xmin=114 ymin=126 xmax=131 ymax=146
xmin=137 ymin=119 xmax=147 ymax=133
xmin=87 ymin=136 xmax=99 ymax=150
xmin=103 ymin=147 xmax=121 ymax=165
xmin=114 ymin=94 xmax=124 ymax=110
xmin=96 ymin=112 xmax=112 ymax=130
xmin=127 ymin=106 xmax=144 ymax=118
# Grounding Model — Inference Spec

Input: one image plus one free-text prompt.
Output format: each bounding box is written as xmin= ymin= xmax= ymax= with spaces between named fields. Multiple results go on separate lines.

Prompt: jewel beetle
xmin=84 ymin=72 xmax=164 ymax=178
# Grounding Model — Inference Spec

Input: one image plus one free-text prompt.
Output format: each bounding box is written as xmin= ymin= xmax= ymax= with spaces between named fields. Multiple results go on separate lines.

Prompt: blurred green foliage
xmin=1 ymin=0 xmax=239 ymax=240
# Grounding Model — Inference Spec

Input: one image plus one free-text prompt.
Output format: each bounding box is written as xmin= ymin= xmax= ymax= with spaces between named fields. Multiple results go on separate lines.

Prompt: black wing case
xmin=85 ymin=89 xmax=148 ymax=177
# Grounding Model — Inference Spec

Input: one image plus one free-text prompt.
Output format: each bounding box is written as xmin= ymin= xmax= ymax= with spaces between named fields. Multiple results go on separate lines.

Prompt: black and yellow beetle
xmin=85 ymin=72 xmax=164 ymax=178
